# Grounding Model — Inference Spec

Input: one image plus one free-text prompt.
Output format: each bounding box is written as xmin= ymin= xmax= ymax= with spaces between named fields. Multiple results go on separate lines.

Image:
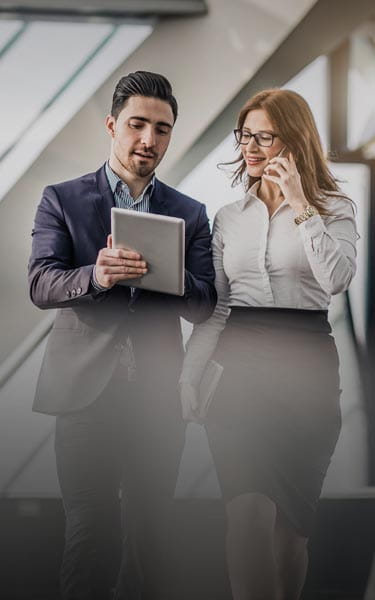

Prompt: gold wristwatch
xmin=294 ymin=204 xmax=319 ymax=225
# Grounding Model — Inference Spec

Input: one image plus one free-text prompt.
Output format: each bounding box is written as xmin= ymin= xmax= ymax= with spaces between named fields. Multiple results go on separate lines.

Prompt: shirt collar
xmin=239 ymin=179 xmax=289 ymax=216
xmin=239 ymin=180 xmax=262 ymax=211
xmin=105 ymin=161 xmax=155 ymax=200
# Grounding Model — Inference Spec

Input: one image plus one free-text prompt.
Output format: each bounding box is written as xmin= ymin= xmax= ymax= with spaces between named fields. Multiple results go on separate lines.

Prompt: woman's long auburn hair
xmin=228 ymin=89 xmax=344 ymax=213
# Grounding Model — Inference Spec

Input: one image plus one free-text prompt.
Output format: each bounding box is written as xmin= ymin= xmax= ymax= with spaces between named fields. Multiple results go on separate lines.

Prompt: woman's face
xmin=241 ymin=109 xmax=285 ymax=178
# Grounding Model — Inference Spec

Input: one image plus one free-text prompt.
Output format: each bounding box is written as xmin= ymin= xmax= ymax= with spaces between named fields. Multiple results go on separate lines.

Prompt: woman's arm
xmin=179 ymin=209 xmax=231 ymax=388
xmin=263 ymin=154 xmax=357 ymax=296
xmin=298 ymin=196 xmax=357 ymax=295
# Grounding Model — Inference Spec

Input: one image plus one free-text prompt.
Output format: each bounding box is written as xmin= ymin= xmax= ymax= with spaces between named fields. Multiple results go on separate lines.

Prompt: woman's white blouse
xmin=180 ymin=182 xmax=357 ymax=386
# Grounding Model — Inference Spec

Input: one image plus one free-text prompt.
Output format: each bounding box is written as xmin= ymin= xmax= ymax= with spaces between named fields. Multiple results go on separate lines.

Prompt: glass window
xmin=347 ymin=22 xmax=375 ymax=151
xmin=330 ymin=162 xmax=370 ymax=348
xmin=284 ymin=55 xmax=329 ymax=151
xmin=0 ymin=19 xmax=23 ymax=49
xmin=0 ymin=21 xmax=152 ymax=200
xmin=0 ymin=21 xmax=113 ymax=157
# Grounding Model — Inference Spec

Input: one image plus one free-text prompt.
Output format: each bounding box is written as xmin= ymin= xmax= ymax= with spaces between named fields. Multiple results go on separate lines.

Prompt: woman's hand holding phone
xmin=263 ymin=149 xmax=308 ymax=215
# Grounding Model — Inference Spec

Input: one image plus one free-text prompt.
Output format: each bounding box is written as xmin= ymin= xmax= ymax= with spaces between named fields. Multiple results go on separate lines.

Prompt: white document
xmin=198 ymin=359 xmax=224 ymax=417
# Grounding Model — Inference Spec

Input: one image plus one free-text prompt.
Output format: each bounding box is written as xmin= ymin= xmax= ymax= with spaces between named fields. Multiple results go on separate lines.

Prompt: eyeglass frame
xmin=233 ymin=128 xmax=279 ymax=147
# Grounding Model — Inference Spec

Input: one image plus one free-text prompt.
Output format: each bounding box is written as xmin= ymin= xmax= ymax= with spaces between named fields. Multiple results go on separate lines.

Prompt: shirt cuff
xmin=91 ymin=266 xmax=109 ymax=292
xmin=297 ymin=214 xmax=329 ymax=260
xmin=297 ymin=214 xmax=325 ymax=239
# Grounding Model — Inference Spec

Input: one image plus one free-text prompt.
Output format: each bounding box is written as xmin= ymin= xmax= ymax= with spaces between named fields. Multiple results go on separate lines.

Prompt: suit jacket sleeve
xmin=179 ymin=203 xmax=217 ymax=324
xmin=28 ymin=185 xmax=102 ymax=309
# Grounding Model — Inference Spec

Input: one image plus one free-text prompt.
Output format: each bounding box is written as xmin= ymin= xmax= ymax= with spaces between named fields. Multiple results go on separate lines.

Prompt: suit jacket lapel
xmin=93 ymin=170 xmax=168 ymax=236
xmin=149 ymin=179 xmax=170 ymax=217
xmin=93 ymin=164 xmax=115 ymax=237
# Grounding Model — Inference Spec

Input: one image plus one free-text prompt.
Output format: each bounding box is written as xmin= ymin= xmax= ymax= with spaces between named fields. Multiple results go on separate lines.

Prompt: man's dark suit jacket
xmin=29 ymin=164 xmax=217 ymax=415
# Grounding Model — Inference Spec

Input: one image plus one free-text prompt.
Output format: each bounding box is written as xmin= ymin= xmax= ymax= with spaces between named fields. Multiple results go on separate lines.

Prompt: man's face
xmin=105 ymin=95 xmax=174 ymax=179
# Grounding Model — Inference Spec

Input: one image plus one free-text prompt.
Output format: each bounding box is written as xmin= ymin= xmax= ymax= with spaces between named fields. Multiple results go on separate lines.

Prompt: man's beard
xmin=113 ymin=144 xmax=158 ymax=179
xmin=130 ymin=158 xmax=155 ymax=178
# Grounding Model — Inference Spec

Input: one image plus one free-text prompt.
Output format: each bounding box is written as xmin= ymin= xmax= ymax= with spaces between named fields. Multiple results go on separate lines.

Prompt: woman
xmin=179 ymin=89 xmax=357 ymax=600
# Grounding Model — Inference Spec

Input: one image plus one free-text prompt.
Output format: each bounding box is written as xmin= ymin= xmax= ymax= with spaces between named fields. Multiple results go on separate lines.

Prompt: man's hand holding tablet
xmin=95 ymin=234 xmax=148 ymax=289
xmin=111 ymin=208 xmax=185 ymax=296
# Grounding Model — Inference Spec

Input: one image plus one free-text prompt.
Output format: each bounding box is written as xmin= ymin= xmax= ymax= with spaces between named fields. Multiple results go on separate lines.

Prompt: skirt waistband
xmin=227 ymin=306 xmax=330 ymax=333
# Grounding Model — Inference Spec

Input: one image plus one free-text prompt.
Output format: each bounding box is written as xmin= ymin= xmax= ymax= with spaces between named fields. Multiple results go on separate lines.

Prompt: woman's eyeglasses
xmin=233 ymin=129 xmax=278 ymax=147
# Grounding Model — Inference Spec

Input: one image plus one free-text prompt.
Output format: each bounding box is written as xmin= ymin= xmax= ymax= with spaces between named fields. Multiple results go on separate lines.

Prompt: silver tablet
xmin=111 ymin=208 xmax=185 ymax=296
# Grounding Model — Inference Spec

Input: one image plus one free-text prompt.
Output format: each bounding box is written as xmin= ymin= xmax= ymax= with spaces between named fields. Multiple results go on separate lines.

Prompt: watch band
xmin=294 ymin=204 xmax=319 ymax=225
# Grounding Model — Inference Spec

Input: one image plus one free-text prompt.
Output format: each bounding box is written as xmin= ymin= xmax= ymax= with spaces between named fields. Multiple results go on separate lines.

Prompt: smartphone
xmin=266 ymin=146 xmax=287 ymax=176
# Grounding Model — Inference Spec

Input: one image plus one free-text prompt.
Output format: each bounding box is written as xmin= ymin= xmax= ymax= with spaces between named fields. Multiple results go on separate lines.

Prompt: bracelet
xmin=294 ymin=204 xmax=319 ymax=225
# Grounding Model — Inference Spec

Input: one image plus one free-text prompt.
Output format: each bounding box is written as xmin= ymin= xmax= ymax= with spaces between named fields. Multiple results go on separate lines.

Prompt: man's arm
xmin=179 ymin=204 xmax=217 ymax=324
xmin=28 ymin=186 xmax=99 ymax=309
xmin=28 ymin=186 xmax=147 ymax=309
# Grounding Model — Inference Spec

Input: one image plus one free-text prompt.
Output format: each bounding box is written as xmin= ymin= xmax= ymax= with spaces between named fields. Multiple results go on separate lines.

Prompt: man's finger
xmin=107 ymin=234 xmax=112 ymax=249
xmin=101 ymin=248 xmax=142 ymax=261
xmin=98 ymin=255 xmax=147 ymax=268
xmin=97 ymin=266 xmax=147 ymax=275
xmin=110 ymin=272 xmax=146 ymax=282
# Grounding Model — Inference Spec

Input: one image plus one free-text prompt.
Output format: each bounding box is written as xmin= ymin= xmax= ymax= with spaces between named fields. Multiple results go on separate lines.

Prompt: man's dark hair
xmin=111 ymin=71 xmax=178 ymax=122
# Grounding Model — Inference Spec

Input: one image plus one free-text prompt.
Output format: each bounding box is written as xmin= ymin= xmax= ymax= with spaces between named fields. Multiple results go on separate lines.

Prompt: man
xmin=28 ymin=71 xmax=216 ymax=600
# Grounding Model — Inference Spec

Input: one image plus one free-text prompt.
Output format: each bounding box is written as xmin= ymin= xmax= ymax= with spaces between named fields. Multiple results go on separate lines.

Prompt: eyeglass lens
xmin=234 ymin=130 xmax=274 ymax=147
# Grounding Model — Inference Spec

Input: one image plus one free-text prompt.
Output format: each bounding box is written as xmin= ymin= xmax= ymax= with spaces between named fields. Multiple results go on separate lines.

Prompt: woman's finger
xmin=264 ymin=163 xmax=285 ymax=177
xmin=268 ymin=156 xmax=289 ymax=171
xmin=263 ymin=173 xmax=281 ymax=184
